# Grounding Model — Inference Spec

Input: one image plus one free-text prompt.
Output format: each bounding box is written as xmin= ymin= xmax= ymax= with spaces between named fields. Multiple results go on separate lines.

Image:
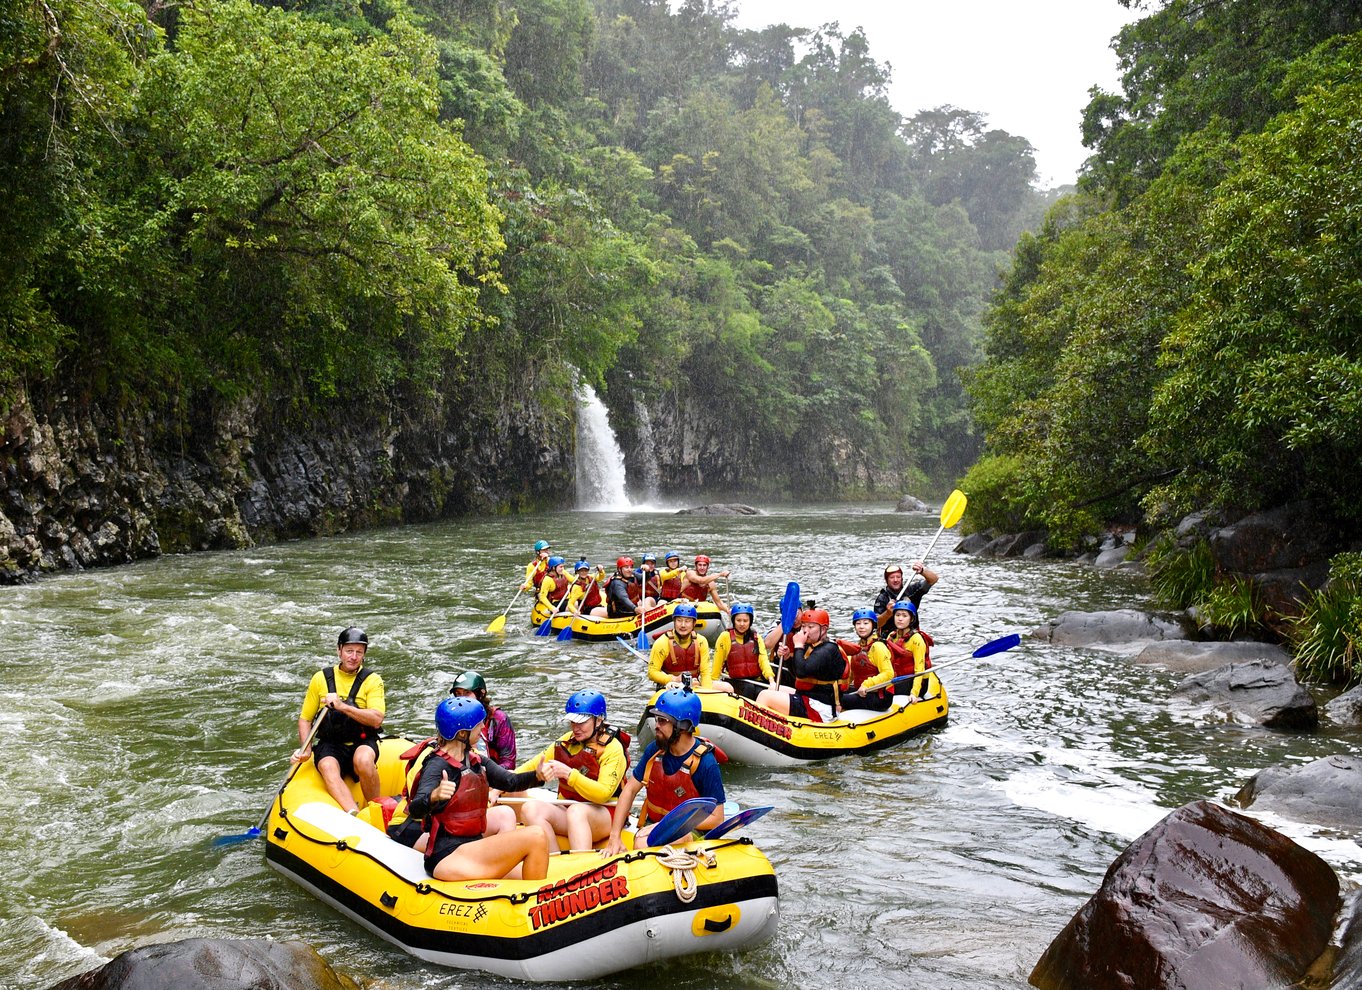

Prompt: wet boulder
xmin=895 ymin=494 xmax=929 ymax=513
xmin=48 ymin=938 xmax=358 ymax=990
xmin=1324 ymin=685 xmax=1362 ymax=727
xmin=1234 ymin=754 xmax=1362 ymax=831
xmin=1171 ymin=659 xmax=1318 ymax=730
xmin=1334 ymin=893 xmax=1362 ymax=990
xmin=978 ymin=530 xmax=1048 ymax=558
xmin=1030 ymin=800 xmax=1339 ymax=990
xmin=954 ymin=531 xmax=995 ymax=555
xmin=1033 ymin=609 xmax=1195 ymax=651
xmin=674 ymin=503 xmax=760 ymax=516
xmin=1133 ymin=640 xmax=1292 ymax=675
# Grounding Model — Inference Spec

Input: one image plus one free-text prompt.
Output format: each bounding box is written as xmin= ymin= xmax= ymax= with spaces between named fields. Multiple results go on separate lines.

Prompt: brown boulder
xmin=48 ymin=938 xmax=358 ymax=990
xmin=1030 ymin=801 xmax=1339 ymax=990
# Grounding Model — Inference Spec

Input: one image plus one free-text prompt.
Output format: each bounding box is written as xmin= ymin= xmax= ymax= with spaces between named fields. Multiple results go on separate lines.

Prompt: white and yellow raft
xmin=644 ymin=674 xmax=949 ymax=767
xmin=264 ymin=738 xmax=779 ymax=980
xmin=529 ymin=598 xmax=729 ymax=645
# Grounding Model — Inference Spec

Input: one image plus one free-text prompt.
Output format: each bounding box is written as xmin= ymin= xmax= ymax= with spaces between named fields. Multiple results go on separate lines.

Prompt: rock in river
xmin=47 ymin=938 xmax=358 ymax=990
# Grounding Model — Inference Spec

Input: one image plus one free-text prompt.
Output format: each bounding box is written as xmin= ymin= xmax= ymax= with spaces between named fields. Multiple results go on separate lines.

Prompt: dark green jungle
xmin=5 ymin=0 xmax=1362 ymax=678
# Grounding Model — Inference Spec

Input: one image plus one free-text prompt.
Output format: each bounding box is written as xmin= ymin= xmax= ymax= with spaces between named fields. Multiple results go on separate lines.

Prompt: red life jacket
xmin=722 ymin=632 xmax=762 ymax=680
xmin=530 ymin=560 xmax=548 ymax=587
xmin=553 ymin=727 xmax=630 ymax=803
xmin=426 ymin=750 xmax=489 ymax=848
xmin=660 ymin=632 xmax=701 ymax=676
xmin=681 ymin=582 xmax=708 ymax=602
xmin=837 ymin=638 xmax=884 ymax=691
xmin=545 ymin=575 xmax=568 ymax=604
xmin=640 ymin=739 xmax=716 ymax=826
xmin=626 ymin=577 xmax=642 ymax=604
xmin=575 ymin=579 xmax=602 ymax=611
xmin=659 ymin=575 xmax=682 ymax=599
xmin=884 ymin=630 xmax=934 ymax=678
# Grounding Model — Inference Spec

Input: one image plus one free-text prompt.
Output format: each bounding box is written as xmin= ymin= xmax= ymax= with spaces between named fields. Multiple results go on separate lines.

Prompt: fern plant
xmin=1292 ymin=552 xmax=1362 ymax=685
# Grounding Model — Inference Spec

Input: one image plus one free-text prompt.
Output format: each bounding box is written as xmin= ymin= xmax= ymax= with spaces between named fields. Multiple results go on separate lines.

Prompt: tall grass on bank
xmin=1292 ymin=552 xmax=1362 ymax=685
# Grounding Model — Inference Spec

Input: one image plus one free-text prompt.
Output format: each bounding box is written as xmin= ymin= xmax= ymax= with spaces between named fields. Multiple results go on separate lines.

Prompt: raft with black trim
xmin=264 ymin=738 xmax=779 ymax=980
xmin=529 ymin=598 xmax=729 ymax=645
xmin=643 ymin=674 xmax=948 ymax=767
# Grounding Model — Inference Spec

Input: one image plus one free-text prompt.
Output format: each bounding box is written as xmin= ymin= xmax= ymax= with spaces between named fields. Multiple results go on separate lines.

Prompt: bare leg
xmin=432 ymin=828 xmax=551 ymax=882
xmin=483 ymin=805 xmax=518 ymax=836
xmin=564 ymin=803 xmax=613 ymax=851
xmin=352 ymin=746 xmax=380 ymax=805
xmin=316 ymin=757 xmax=358 ymax=812
xmin=754 ymin=688 xmax=792 ymax=715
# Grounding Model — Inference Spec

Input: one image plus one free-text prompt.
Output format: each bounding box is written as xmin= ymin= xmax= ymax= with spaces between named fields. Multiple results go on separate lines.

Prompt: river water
xmin=3 ymin=504 xmax=1359 ymax=990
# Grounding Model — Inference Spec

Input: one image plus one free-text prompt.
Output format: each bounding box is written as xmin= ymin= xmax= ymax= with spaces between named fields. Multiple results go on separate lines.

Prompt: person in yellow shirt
xmin=647 ymin=603 xmax=712 ymax=687
xmin=710 ymin=603 xmax=774 ymax=699
xmin=565 ymin=560 xmax=608 ymax=618
xmin=512 ymin=690 xmax=629 ymax=852
xmin=293 ymin=626 xmax=385 ymax=814
xmin=535 ymin=556 xmax=571 ymax=613
xmin=839 ymin=607 xmax=896 ymax=711
xmin=655 ymin=551 xmax=685 ymax=600
xmin=522 ymin=539 xmax=553 ymax=591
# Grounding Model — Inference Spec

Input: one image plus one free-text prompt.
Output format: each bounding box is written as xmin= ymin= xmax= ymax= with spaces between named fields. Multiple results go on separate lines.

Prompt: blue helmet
xmin=641 ymin=553 xmax=657 ymax=563
xmin=892 ymin=599 xmax=917 ymax=614
xmin=673 ymin=602 xmax=699 ymax=619
xmin=653 ymin=688 xmax=701 ymax=732
xmin=575 ymin=560 xmax=591 ymax=572
xmin=547 ymin=555 xmax=566 ymax=569
xmin=565 ymin=689 xmax=607 ymax=722
xmin=730 ymin=602 xmax=754 ymax=618
xmin=435 ymin=697 xmax=485 ymax=738
xmin=534 ymin=540 xmax=551 ymax=552
xmin=663 ymin=550 xmax=680 ymax=562
xmin=852 ymin=607 xmax=877 ymax=623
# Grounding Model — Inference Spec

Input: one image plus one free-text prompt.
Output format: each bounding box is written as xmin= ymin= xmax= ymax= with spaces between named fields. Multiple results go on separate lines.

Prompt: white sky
xmin=728 ymin=0 xmax=1142 ymax=187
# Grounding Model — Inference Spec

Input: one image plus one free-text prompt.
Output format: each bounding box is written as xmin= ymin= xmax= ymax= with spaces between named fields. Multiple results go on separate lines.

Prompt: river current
xmin=2 ymin=504 xmax=1359 ymax=990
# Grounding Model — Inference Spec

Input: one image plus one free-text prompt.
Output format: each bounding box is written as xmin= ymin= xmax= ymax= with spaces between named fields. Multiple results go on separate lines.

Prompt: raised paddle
xmin=486 ymin=584 xmax=525 ymax=634
xmin=702 ymin=804 xmax=774 ymax=840
xmin=918 ymin=488 xmax=968 ymax=567
xmin=772 ymin=581 xmax=801 ymax=688
xmin=643 ymin=796 xmax=718 ymax=847
xmin=214 ymin=709 xmax=328 ymax=846
xmin=852 ymin=632 xmax=1024 ymax=701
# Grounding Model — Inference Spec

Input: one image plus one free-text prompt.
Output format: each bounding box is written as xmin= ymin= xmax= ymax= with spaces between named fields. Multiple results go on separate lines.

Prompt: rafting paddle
xmin=772 ymin=581 xmax=801 ymax=688
xmin=919 ymin=488 xmax=968 ymax=565
xmin=214 ymin=709 xmax=328 ymax=847
xmin=859 ymin=632 xmax=1023 ymax=701
xmin=702 ymin=805 xmax=774 ymax=840
xmin=643 ymin=796 xmax=718 ymax=847
xmin=486 ymin=585 xmax=525 ymax=634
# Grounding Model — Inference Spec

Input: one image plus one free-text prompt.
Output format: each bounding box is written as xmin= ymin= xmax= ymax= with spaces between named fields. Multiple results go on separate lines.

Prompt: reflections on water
xmin=1 ymin=504 xmax=1359 ymax=989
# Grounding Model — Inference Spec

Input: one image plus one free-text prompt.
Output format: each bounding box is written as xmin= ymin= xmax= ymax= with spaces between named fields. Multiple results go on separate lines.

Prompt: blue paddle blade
xmin=555 ymin=622 xmax=575 ymax=641
xmin=779 ymin=582 xmax=801 ymax=634
xmin=644 ymin=796 xmax=718 ymax=847
xmin=973 ymin=632 xmax=1022 ymax=658
xmin=212 ymin=826 xmax=262 ymax=847
xmin=702 ymin=805 xmax=774 ymax=840
xmin=535 ymin=616 xmax=553 ymax=636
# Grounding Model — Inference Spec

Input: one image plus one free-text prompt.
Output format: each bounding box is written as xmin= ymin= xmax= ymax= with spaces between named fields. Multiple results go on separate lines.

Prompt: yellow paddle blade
xmin=485 ymin=613 xmax=507 ymax=634
xmin=940 ymin=489 xmax=967 ymax=529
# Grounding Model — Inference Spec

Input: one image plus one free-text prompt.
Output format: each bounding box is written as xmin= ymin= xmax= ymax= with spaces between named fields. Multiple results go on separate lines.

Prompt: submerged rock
xmin=1030 ymin=801 xmax=1339 ymax=990
xmin=1234 ymin=754 xmax=1362 ymax=831
xmin=674 ymin=503 xmax=761 ymax=516
xmin=48 ymin=938 xmax=358 ymax=990
xmin=1133 ymin=640 xmax=1292 ymax=675
xmin=1171 ymin=659 xmax=1319 ymax=730
xmin=1033 ymin=609 xmax=1195 ymax=651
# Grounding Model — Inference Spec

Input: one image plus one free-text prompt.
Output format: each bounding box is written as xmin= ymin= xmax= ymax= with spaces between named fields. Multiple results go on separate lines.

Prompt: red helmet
xmin=616 ymin=556 xmax=634 ymax=569
xmin=802 ymin=608 xmax=831 ymax=627
xmin=695 ymin=554 xmax=711 ymax=565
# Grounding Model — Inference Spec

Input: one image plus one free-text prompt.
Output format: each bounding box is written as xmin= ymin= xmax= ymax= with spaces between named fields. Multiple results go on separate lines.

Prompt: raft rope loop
xmin=654 ymin=845 xmax=717 ymax=903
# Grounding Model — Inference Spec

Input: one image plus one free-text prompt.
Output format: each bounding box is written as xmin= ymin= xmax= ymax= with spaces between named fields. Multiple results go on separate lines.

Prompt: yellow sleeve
xmin=908 ymin=633 xmax=927 ymax=668
xmin=355 ymin=671 xmax=386 ymax=716
xmin=659 ymin=566 xmax=684 ymax=582
xmin=564 ymin=739 xmax=627 ymax=805
xmin=537 ymin=576 xmax=558 ymax=610
xmin=567 ymin=584 xmax=585 ymax=609
xmin=523 ymin=559 xmax=537 ymax=589
xmin=696 ymin=637 xmax=712 ymax=688
xmin=647 ymin=636 xmax=671 ymax=685
xmin=711 ymin=631 xmax=732 ymax=681
xmin=299 ymin=670 xmax=327 ymax=721
xmin=860 ymin=643 xmax=896 ymax=689
xmin=514 ymin=741 xmax=555 ymax=775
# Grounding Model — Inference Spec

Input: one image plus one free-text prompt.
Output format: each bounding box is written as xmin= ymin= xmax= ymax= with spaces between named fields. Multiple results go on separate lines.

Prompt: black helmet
xmin=337 ymin=627 xmax=368 ymax=647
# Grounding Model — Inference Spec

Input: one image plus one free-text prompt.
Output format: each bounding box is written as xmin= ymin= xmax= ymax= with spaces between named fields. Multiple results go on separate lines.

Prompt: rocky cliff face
xmin=0 ymin=374 xmax=573 ymax=583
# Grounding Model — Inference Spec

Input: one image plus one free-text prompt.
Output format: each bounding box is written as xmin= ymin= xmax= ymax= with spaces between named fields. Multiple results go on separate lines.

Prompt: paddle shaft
xmin=255 ymin=708 xmax=329 ymax=833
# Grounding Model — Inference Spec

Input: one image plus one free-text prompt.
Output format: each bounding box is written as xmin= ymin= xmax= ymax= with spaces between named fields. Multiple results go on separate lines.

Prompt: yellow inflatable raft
xmin=642 ymin=675 xmax=949 ymax=767
xmin=264 ymin=738 xmax=779 ymax=980
xmin=529 ymin=598 xmax=729 ymax=645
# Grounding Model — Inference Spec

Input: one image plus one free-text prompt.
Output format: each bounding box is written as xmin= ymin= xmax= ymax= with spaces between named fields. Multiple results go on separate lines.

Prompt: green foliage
xmin=956 ymin=454 xmax=1044 ymax=535
xmin=1146 ymin=538 xmax=1216 ymax=611
xmin=1291 ymin=552 xmax=1362 ymax=685
xmin=1201 ymin=577 xmax=1270 ymax=639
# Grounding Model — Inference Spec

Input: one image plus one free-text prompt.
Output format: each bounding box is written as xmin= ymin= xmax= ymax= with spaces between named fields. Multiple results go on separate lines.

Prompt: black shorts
xmin=387 ymin=818 xmax=425 ymax=848
xmin=843 ymin=688 xmax=893 ymax=712
xmin=425 ymin=830 xmax=479 ymax=872
xmin=313 ymin=737 xmax=379 ymax=779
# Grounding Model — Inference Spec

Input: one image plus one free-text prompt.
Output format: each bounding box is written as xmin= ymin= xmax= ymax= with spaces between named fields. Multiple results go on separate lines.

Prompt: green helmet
xmin=450 ymin=670 xmax=487 ymax=695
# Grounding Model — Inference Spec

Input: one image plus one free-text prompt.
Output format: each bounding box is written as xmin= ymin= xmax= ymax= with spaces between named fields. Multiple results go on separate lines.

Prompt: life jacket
xmin=660 ymin=632 xmax=701 ymax=676
xmin=639 ymin=738 xmax=717 ymax=826
xmin=625 ymin=575 xmax=642 ymax=604
xmin=792 ymin=639 xmax=845 ymax=692
xmin=722 ymin=631 xmax=762 ymax=680
xmin=575 ymin=579 xmax=602 ymax=611
xmin=681 ymin=582 xmax=708 ymax=602
xmin=317 ymin=667 xmax=376 ymax=746
xmin=529 ymin=559 xmax=548 ymax=588
xmin=553 ymin=726 xmax=630 ymax=803
xmin=837 ymin=638 xmax=885 ymax=691
xmin=658 ymin=573 xmax=682 ymax=600
xmin=884 ymin=630 xmax=934 ymax=678
xmin=426 ymin=749 xmax=489 ymax=849
xmin=544 ymin=575 xmax=568 ymax=604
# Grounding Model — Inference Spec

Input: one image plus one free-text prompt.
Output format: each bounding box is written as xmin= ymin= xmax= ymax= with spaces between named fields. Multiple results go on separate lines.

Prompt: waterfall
xmin=634 ymin=398 xmax=661 ymax=501
xmin=575 ymin=384 xmax=632 ymax=510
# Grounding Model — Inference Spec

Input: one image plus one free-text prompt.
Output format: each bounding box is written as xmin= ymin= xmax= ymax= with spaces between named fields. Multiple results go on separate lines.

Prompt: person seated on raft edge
xmin=681 ymin=553 xmax=730 ymax=612
xmin=873 ymin=560 xmax=938 ymax=632
xmin=836 ymin=607 xmax=897 ymax=713
xmin=513 ymin=690 xmax=629 ymax=853
xmin=451 ymin=670 xmax=517 ymax=770
xmin=605 ymin=557 xmax=644 ymax=620
xmin=754 ymin=607 xmax=845 ymax=722
xmin=655 ymin=551 xmax=685 ymax=602
xmin=293 ymin=626 xmax=385 ymax=815
xmin=566 ymin=559 xmax=608 ymax=619
xmin=535 ymin=555 xmax=571 ymax=615
xmin=630 ymin=553 xmax=662 ymax=613
xmin=405 ymin=697 xmax=554 ymax=881
xmin=882 ymin=599 xmax=934 ymax=702
xmin=602 ymin=688 xmax=725 ymax=856
xmin=710 ymin=602 xmax=775 ymax=700
xmin=647 ymin=602 xmax=712 ymax=688
xmin=523 ymin=539 xmax=553 ymax=591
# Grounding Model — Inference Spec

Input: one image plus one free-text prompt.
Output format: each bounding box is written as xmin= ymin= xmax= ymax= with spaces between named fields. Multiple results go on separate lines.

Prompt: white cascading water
xmin=633 ymin=398 xmax=661 ymax=501
xmin=575 ymin=383 xmax=632 ymax=510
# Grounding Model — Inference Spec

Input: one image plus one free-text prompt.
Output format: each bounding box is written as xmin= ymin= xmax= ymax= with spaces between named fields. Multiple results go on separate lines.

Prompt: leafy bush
xmin=957 ymin=454 xmax=1044 ymax=535
xmin=1292 ymin=552 xmax=1362 ymax=685
xmin=1146 ymin=537 xmax=1215 ymax=610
